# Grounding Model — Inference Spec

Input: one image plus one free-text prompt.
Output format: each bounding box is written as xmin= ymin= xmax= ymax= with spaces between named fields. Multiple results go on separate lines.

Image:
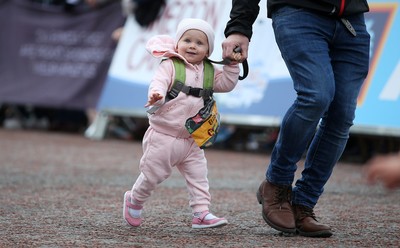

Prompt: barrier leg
xmin=84 ymin=111 xmax=109 ymax=140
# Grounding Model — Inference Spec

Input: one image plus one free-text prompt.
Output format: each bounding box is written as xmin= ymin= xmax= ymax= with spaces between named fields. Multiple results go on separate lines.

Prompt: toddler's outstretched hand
xmin=145 ymin=92 xmax=163 ymax=107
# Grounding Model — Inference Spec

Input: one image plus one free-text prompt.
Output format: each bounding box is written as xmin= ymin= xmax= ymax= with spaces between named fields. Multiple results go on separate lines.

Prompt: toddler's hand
xmin=232 ymin=51 xmax=242 ymax=62
xmin=145 ymin=93 xmax=163 ymax=107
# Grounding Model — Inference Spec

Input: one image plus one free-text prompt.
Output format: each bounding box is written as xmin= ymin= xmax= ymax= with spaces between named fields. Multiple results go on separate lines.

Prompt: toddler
xmin=123 ymin=18 xmax=241 ymax=229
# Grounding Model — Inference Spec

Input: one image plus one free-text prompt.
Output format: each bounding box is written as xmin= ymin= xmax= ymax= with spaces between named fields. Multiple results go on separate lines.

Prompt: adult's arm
xmin=224 ymin=0 xmax=261 ymax=41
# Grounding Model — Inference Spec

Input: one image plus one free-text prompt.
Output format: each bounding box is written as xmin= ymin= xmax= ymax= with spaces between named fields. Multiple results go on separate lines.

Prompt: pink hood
xmin=146 ymin=35 xmax=187 ymax=61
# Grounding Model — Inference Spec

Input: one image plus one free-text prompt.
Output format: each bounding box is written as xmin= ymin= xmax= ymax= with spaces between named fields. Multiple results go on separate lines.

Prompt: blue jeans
xmin=266 ymin=6 xmax=370 ymax=208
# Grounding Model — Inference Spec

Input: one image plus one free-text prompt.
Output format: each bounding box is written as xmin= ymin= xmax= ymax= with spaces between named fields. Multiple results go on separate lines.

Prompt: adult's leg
xmin=257 ymin=6 xmax=337 ymax=234
xmin=266 ymin=7 xmax=337 ymax=185
xmin=293 ymin=13 xmax=370 ymax=208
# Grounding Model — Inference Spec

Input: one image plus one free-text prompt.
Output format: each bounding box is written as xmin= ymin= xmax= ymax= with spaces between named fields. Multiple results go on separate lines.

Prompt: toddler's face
xmin=177 ymin=29 xmax=209 ymax=65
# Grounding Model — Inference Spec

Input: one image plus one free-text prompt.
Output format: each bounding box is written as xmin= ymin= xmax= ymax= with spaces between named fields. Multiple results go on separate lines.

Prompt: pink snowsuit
xmin=131 ymin=35 xmax=240 ymax=213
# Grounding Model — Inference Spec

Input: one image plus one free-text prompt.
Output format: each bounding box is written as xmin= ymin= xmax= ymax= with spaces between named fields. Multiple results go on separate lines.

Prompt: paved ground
xmin=1 ymin=128 xmax=399 ymax=247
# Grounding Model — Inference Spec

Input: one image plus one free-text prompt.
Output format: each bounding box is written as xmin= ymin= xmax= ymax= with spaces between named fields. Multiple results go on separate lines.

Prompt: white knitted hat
xmin=175 ymin=18 xmax=215 ymax=56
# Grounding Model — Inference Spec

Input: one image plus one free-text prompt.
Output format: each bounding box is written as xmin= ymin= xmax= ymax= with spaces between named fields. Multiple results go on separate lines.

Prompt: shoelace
xmin=296 ymin=205 xmax=317 ymax=221
xmin=272 ymin=186 xmax=291 ymax=209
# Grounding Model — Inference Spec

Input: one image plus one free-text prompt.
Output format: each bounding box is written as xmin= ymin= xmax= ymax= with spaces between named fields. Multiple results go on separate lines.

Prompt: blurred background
xmin=1 ymin=0 xmax=399 ymax=164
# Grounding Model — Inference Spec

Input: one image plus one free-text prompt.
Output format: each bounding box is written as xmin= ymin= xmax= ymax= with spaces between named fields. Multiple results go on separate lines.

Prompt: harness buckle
xmin=201 ymin=89 xmax=214 ymax=98
xmin=168 ymin=81 xmax=184 ymax=99
xmin=189 ymin=87 xmax=202 ymax=97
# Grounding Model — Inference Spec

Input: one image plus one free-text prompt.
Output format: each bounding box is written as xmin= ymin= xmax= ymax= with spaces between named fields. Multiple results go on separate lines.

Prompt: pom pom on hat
xmin=175 ymin=18 xmax=215 ymax=56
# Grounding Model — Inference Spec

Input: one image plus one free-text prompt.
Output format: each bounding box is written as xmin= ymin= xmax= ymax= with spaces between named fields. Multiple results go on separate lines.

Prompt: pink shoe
xmin=192 ymin=211 xmax=228 ymax=229
xmin=123 ymin=191 xmax=143 ymax=227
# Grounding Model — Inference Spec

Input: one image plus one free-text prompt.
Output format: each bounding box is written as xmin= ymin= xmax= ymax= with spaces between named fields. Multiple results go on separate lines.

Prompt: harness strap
xmin=203 ymin=59 xmax=214 ymax=89
xmin=169 ymin=57 xmax=214 ymax=99
xmin=147 ymin=58 xmax=214 ymax=114
xmin=181 ymin=85 xmax=213 ymax=97
xmin=173 ymin=58 xmax=186 ymax=87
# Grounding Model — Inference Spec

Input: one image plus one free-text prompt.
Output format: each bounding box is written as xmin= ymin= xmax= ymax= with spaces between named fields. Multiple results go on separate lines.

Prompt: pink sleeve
xmin=148 ymin=59 xmax=175 ymax=106
xmin=213 ymin=64 xmax=240 ymax=93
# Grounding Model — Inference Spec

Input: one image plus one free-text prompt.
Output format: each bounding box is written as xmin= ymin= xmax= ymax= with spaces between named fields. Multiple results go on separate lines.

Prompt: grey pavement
xmin=0 ymin=129 xmax=399 ymax=247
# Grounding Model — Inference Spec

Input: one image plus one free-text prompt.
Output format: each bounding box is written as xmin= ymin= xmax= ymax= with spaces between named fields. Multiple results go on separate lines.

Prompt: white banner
xmin=96 ymin=0 xmax=400 ymax=136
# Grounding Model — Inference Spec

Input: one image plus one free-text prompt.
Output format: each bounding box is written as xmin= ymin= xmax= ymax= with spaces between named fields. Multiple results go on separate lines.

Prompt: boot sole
xmin=297 ymin=229 xmax=333 ymax=238
xmin=256 ymin=190 xmax=296 ymax=234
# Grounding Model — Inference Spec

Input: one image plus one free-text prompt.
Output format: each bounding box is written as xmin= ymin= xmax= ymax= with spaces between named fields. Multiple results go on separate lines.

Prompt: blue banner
xmin=354 ymin=1 xmax=400 ymax=135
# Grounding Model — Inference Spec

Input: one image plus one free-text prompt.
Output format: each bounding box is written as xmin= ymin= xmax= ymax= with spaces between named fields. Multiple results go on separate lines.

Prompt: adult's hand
xmin=222 ymin=33 xmax=249 ymax=63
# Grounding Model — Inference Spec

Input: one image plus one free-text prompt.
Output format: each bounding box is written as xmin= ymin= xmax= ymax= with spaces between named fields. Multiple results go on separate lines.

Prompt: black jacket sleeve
xmin=224 ymin=0 xmax=261 ymax=41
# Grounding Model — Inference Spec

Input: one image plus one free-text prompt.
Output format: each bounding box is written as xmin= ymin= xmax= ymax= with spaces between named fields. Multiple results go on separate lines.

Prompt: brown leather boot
xmin=293 ymin=204 xmax=332 ymax=238
xmin=256 ymin=180 xmax=296 ymax=233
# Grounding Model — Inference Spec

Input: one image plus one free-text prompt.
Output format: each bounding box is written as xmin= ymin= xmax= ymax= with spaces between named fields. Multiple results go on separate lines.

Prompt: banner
xmin=96 ymin=0 xmax=400 ymax=136
xmin=0 ymin=0 xmax=125 ymax=109
xmin=354 ymin=1 xmax=400 ymax=135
